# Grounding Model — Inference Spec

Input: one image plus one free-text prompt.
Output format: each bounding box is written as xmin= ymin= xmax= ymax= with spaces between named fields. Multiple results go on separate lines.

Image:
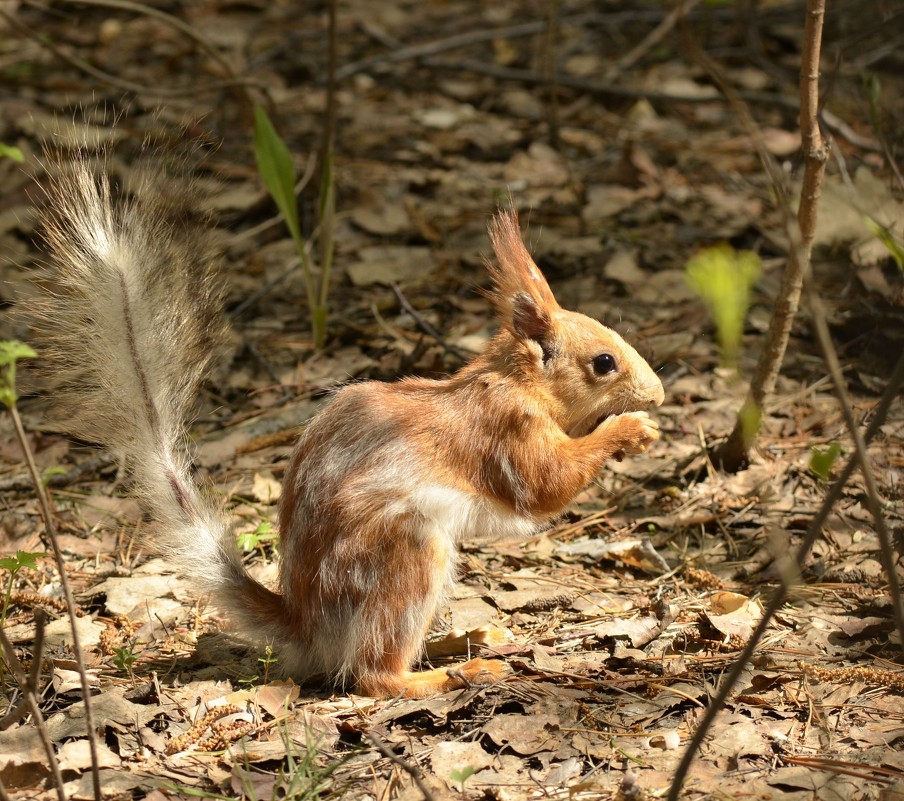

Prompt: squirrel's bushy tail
xmin=29 ymin=154 xmax=286 ymax=638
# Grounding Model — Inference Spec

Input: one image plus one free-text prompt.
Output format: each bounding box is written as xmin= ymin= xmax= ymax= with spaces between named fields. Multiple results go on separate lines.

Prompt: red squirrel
xmin=31 ymin=158 xmax=664 ymax=698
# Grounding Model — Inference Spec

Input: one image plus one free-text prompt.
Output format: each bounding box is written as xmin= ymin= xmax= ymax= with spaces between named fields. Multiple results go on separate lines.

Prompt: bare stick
xmin=800 ymin=272 xmax=904 ymax=644
xmin=6 ymin=3 xmax=263 ymax=98
xmin=9 ymin=406 xmax=102 ymax=801
xmin=605 ymin=0 xmax=704 ymax=81
xmin=543 ymin=0 xmax=561 ymax=149
xmin=0 ymin=610 xmax=47 ymax=731
xmin=667 ymin=1 xmax=832 ymax=796
xmin=58 ymin=0 xmax=238 ymax=81
xmin=667 ymin=348 xmax=904 ymax=800
xmin=365 ymin=732 xmax=437 ymax=801
xmin=391 ymin=284 xmax=473 ymax=361
xmin=0 ymin=452 xmax=113 ymax=493
xmin=714 ymin=0 xmax=828 ymax=470
xmin=0 ymin=615 xmax=67 ymax=801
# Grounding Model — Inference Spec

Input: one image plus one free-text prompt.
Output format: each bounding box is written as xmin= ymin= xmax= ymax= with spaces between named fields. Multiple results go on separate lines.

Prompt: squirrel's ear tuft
xmin=486 ymin=210 xmax=560 ymax=329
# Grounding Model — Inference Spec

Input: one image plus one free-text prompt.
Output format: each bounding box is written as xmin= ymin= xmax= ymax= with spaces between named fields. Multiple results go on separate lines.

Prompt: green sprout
xmin=685 ymin=245 xmax=762 ymax=369
xmin=450 ymin=766 xmax=476 ymax=792
xmin=0 ymin=340 xmax=37 ymax=409
xmin=809 ymin=442 xmax=842 ymax=481
xmin=0 ymin=550 xmax=46 ymax=627
xmin=0 ymin=142 xmax=24 ymax=162
xmin=253 ymin=105 xmax=335 ymax=350
xmin=237 ymin=521 xmax=279 ymax=553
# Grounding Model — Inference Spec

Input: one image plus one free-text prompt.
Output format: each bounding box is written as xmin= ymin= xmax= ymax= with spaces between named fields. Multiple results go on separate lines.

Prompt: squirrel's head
xmin=486 ymin=211 xmax=664 ymax=437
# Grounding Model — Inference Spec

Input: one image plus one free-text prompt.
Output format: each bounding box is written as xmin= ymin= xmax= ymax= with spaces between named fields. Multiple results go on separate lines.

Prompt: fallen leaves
xmin=1 ymin=2 xmax=902 ymax=800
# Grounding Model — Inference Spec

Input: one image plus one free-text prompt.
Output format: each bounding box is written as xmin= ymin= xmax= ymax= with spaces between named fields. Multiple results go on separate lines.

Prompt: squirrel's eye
xmin=592 ymin=353 xmax=616 ymax=375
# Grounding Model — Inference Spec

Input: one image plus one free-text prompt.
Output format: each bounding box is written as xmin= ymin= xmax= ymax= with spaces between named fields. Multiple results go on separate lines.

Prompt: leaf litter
xmin=1 ymin=0 xmax=903 ymax=799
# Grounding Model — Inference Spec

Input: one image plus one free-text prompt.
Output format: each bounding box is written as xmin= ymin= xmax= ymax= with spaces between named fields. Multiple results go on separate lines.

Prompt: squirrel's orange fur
xmin=30 ymin=159 xmax=663 ymax=698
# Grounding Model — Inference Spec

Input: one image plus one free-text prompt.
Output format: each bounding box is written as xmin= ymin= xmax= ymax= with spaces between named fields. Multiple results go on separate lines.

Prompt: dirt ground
xmin=1 ymin=1 xmax=903 ymax=799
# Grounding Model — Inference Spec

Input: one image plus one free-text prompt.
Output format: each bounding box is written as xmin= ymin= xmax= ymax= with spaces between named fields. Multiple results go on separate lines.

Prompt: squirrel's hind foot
xmin=355 ymin=658 xmax=511 ymax=699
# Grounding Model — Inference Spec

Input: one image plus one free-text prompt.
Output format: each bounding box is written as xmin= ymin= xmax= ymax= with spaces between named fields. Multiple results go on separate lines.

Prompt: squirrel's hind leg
xmin=338 ymin=520 xmax=511 ymax=698
xmin=355 ymin=658 xmax=511 ymax=699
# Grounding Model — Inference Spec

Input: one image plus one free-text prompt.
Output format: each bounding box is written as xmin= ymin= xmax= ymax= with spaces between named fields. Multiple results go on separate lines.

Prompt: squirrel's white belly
xmin=407 ymin=483 xmax=540 ymax=545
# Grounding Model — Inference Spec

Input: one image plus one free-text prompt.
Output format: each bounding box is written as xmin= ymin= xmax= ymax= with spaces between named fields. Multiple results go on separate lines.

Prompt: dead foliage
xmin=1 ymin=0 xmax=903 ymax=799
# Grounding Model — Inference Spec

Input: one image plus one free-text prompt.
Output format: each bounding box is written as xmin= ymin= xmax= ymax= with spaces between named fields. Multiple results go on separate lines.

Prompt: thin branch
xmin=542 ymin=0 xmax=561 ymax=150
xmin=365 ymin=732 xmax=437 ymax=801
xmin=708 ymin=0 xmax=828 ymax=470
xmin=800 ymin=267 xmax=904 ymax=645
xmin=6 ymin=3 xmax=263 ymax=99
xmin=667 ymin=348 xmax=904 ymax=800
xmin=605 ymin=0 xmax=704 ymax=81
xmin=0 ymin=453 xmax=113 ymax=493
xmin=56 ymin=0 xmax=238 ymax=81
xmin=0 ymin=614 xmax=67 ymax=801
xmin=335 ymin=16 xmax=587 ymax=82
xmin=9 ymin=406 xmax=102 ymax=801
xmin=418 ymin=57 xmax=877 ymax=152
xmin=391 ymin=284 xmax=474 ymax=362
xmin=0 ymin=610 xmax=47 ymax=731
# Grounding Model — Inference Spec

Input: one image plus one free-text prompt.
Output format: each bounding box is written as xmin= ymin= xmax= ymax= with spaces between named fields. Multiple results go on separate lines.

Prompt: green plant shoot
xmin=685 ymin=245 xmax=761 ymax=368
xmin=0 ymin=340 xmax=37 ymax=409
xmin=111 ymin=641 xmax=140 ymax=679
xmin=865 ymin=217 xmax=904 ymax=271
xmin=253 ymin=104 xmax=333 ymax=349
xmin=237 ymin=521 xmax=278 ymax=553
xmin=0 ymin=550 xmax=46 ymax=627
xmin=0 ymin=142 xmax=24 ymax=162
xmin=809 ymin=442 xmax=841 ymax=481
xmin=450 ymin=766 xmax=476 ymax=791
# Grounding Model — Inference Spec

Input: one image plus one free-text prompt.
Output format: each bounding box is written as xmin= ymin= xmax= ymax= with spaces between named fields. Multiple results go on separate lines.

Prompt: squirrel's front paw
xmin=598 ymin=411 xmax=659 ymax=458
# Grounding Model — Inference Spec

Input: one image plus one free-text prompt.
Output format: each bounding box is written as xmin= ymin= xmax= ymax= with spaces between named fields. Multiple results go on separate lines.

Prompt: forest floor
xmin=1 ymin=1 xmax=903 ymax=799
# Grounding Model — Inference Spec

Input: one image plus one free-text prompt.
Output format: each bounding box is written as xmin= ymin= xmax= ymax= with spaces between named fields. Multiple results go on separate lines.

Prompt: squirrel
xmin=28 ymin=156 xmax=664 ymax=699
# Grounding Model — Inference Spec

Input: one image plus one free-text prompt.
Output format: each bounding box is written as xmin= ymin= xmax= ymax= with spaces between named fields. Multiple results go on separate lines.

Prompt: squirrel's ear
xmin=486 ymin=210 xmax=560 ymax=328
xmin=511 ymin=292 xmax=552 ymax=342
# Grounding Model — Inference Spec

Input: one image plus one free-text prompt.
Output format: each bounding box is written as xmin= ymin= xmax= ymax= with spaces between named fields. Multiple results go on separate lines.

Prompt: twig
xmin=57 ymin=0 xmax=237 ymax=82
xmin=667 ymin=349 xmax=904 ymax=800
xmin=801 ymin=259 xmax=904 ymax=645
xmin=336 ymin=16 xmax=593 ymax=82
xmin=418 ymin=57 xmax=878 ymax=152
xmin=0 ymin=614 xmax=67 ymax=801
xmin=9 ymin=406 xmax=102 ymax=801
xmin=707 ymin=0 xmax=828 ymax=470
xmin=6 ymin=2 xmax=263 ymax=99
xmin=605 ymin=0 xmax=704 ymax=81
xmin=0 ymin=610 xmax=47 ymax=730
xmin=0 ymin=453 xmax=114 ymax=493
xmin=338 ymin=7 xmax=786 ymax=84
xmin=391 ymin=284 xmax=473 ymax=362
xmin=542 ymin=0 xmax=561 ymax=150
xmin=365 ymin=732 xmax=437 ymax=801
xmin=669 ymin=1 xmax=851 ymax=796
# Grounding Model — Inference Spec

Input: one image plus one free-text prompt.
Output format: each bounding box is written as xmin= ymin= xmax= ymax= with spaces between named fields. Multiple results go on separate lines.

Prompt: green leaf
xmin=450 ymin=766 xmax=476 ymax=788
xmin=685 ymin=246 xmax=762 ymax=367
xmin=253 ymin=105 xmax=302 ymax=245
xmin=0 ymin=142 xmax=24 ymax=163
xmin=0 ymin=340 xmax=37 ymax=368
xmin=41 ymin=466 xmax=68 ymax=486
xmin=0 ymin=551 xmax=45 ymax=573
xmin=865 ymin=216 xmax=904 ymax=270
xmin=236 ymin=521 xmax=277 ymax=552
xmin=15 ymin=551 xmax=45 ymax=570
xmin=809 ymin=442 xmax=842 ymax=481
